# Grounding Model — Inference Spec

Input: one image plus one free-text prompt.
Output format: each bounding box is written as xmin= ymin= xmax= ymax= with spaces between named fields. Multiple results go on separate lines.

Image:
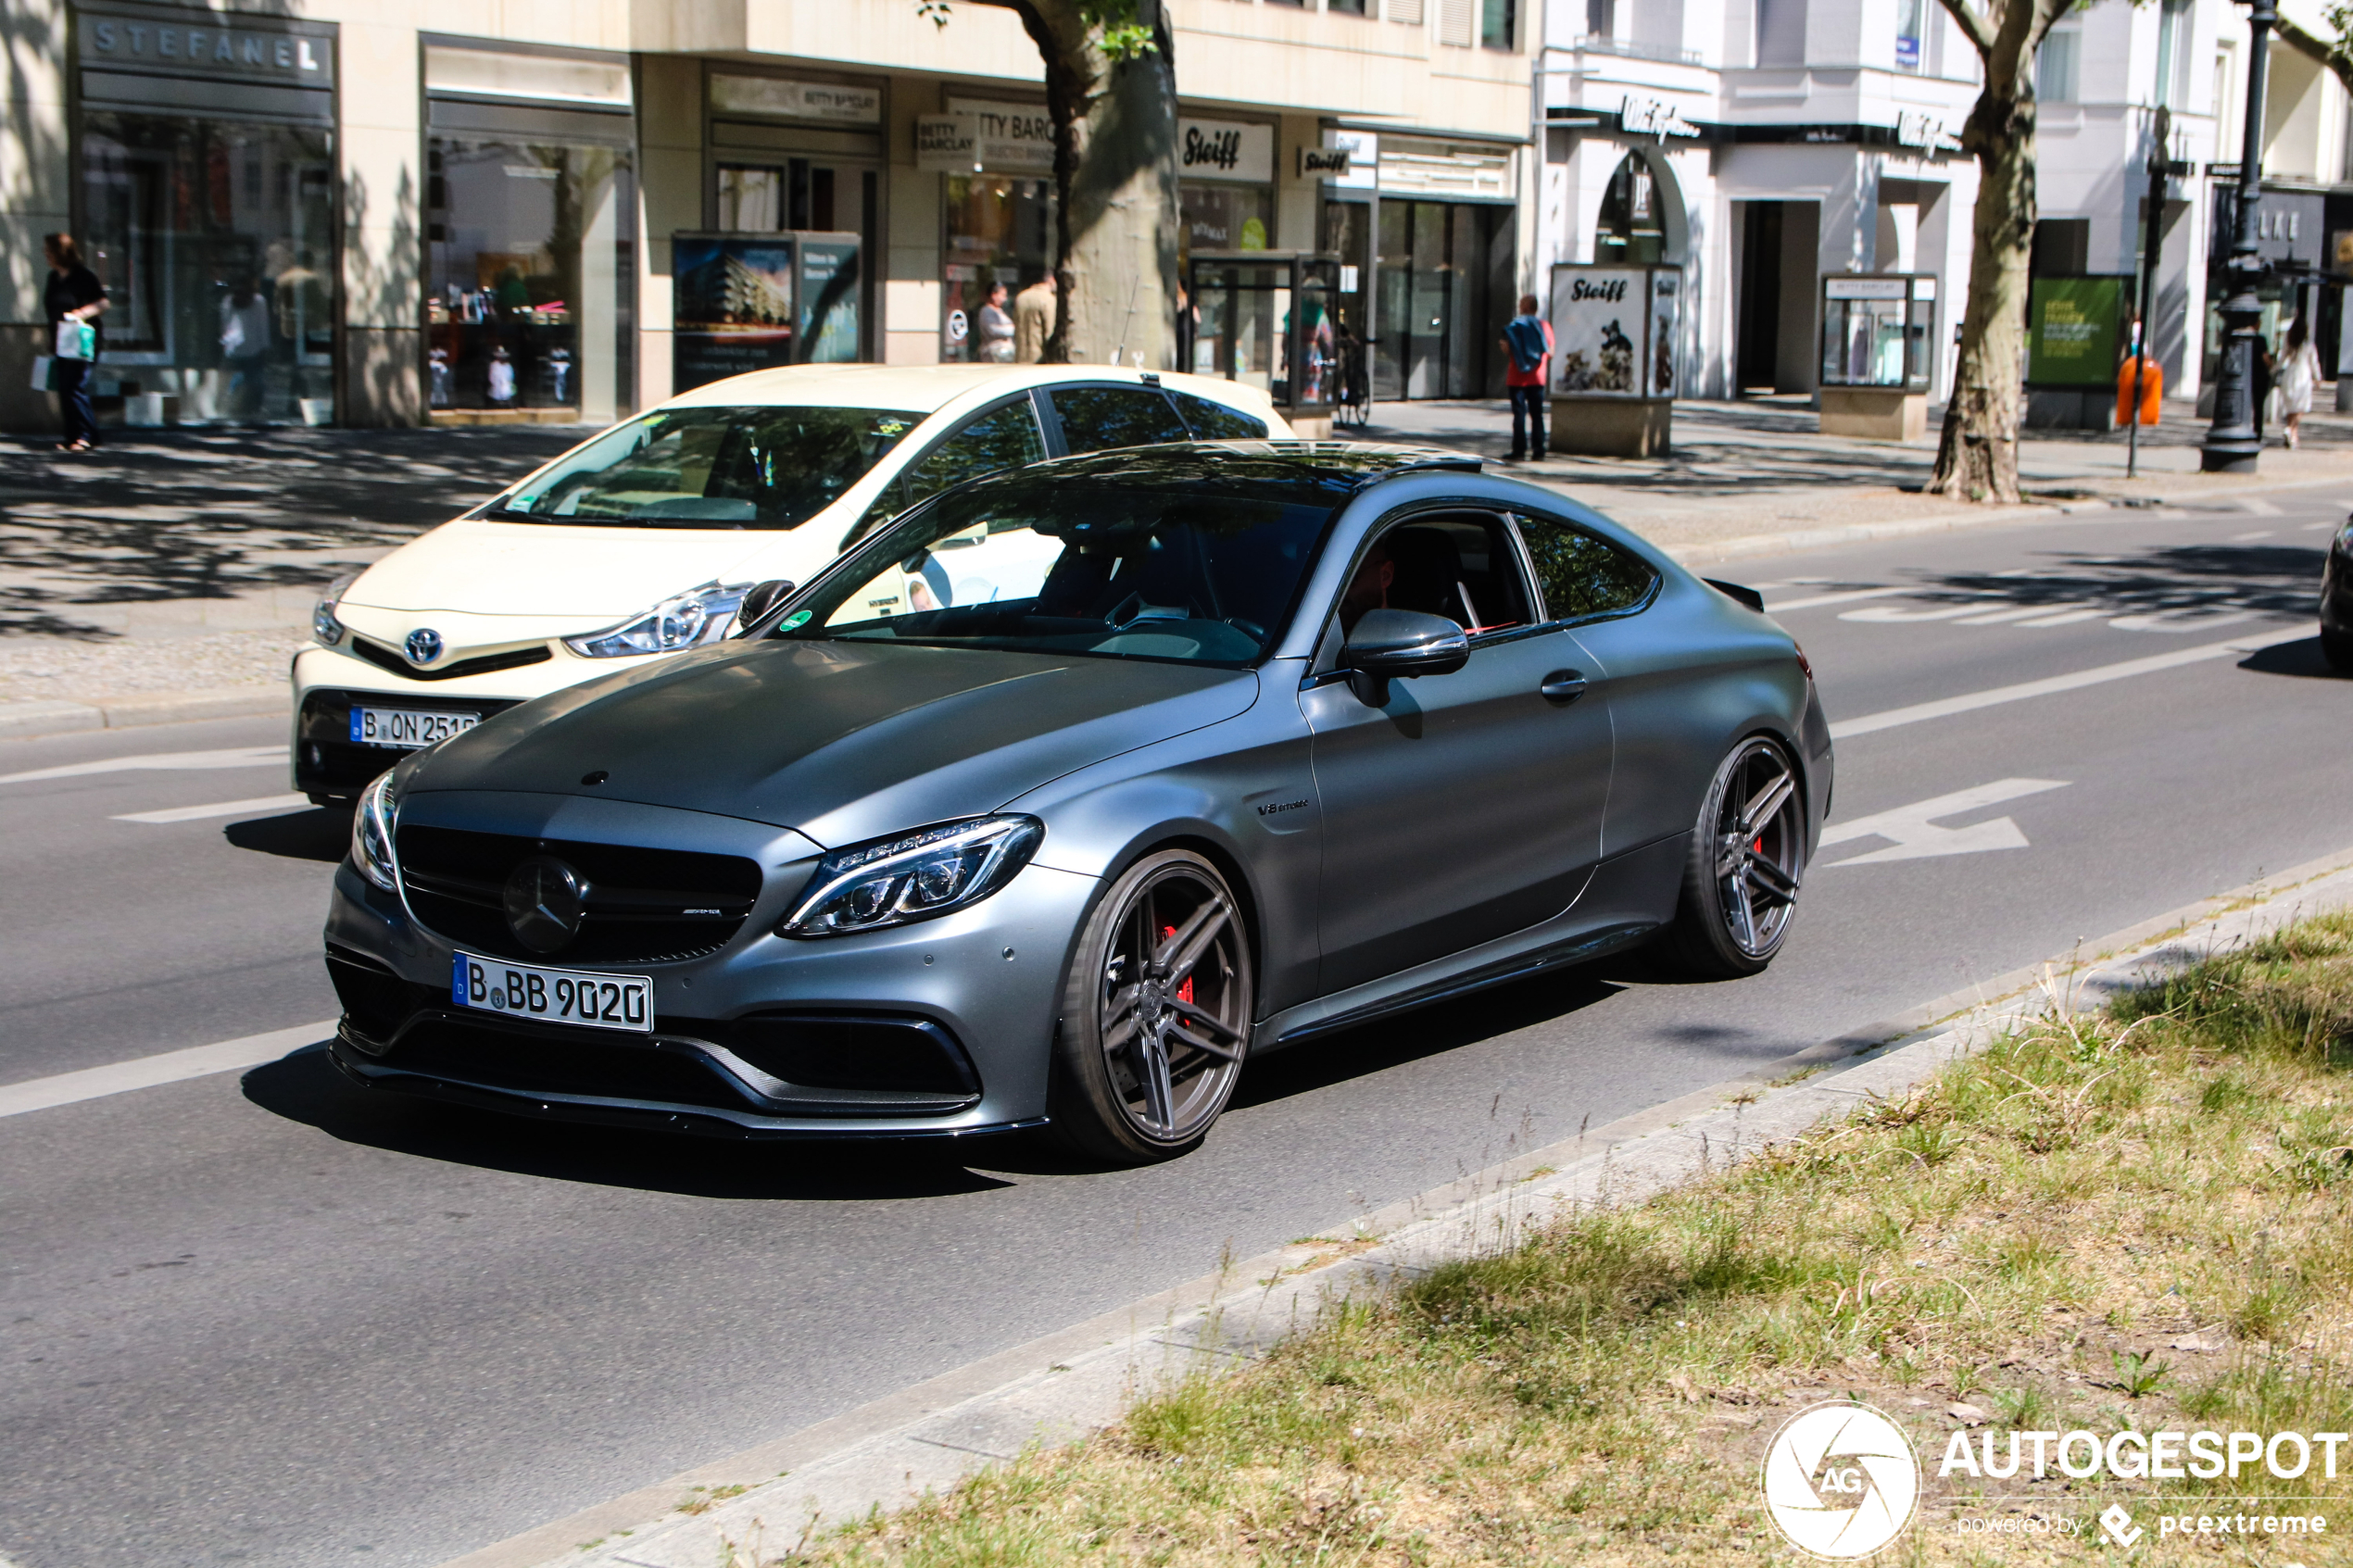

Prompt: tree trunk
xmin=1006 ymin=1 xmax=1180 ymax=367
xmin=1928 ymin=76 xmax=2036 ymax=503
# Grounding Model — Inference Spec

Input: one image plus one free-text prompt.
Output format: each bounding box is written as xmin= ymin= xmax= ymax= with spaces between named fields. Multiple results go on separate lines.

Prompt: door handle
xmin=1541 ymin=670 xmax=1588 ymax=704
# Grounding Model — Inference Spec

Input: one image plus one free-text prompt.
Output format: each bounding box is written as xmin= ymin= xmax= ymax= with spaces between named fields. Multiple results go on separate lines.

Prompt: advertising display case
xmin=671 ymin=231 xmax=862 ymax=393
xmin=2024 ymin=274 xmax=2131 ymax=430
xmin=1186 ymin=250 xmax=1341 ymax=433
xmin=1818 ymin=273 xmax=1937 ymax=440
xmin=1547 ymin=263 xmax=1680 ymax=456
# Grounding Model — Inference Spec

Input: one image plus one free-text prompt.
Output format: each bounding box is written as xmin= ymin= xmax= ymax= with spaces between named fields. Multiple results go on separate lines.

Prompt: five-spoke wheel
xmin=1663 ymin=735 xmax=1807 ymax=977
xmin=1051 ymin=849 xmax=1253 ymax=1163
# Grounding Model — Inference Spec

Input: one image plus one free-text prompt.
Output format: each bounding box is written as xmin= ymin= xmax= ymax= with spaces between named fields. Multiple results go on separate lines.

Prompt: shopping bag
xmin=29 ymin=355 xmax=53 ymax=392
xmin=54 ymin=320 xmax=94 ymax=361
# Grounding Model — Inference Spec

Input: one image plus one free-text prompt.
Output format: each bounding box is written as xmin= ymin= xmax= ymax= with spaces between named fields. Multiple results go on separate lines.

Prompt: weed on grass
xmin=749 ymin=915 xmax=2353 ymax=1564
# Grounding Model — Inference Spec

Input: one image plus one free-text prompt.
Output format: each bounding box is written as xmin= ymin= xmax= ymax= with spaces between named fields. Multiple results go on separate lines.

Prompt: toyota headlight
xmin=351 ymin=771 xmax=400 ymax=892
xmin=779 ymin=816 xmax=1042 ymax=938
xmin=312 ymin=571 xmax=358 ymax=647
xmin=562 ymin=581 xmax=756 ymax=659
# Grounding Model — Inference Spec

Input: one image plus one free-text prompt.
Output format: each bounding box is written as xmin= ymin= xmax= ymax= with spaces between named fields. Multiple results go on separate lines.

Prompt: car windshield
xmin=494 ymin=406 xmax=923 ymax=530
xmin=770 ymin=466 xmax=1341 ymax=667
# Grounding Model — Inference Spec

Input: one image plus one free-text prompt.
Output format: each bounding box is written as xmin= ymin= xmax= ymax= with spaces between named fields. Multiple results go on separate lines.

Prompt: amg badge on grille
xmin=504 ymin=855 xmax=589 ymax=954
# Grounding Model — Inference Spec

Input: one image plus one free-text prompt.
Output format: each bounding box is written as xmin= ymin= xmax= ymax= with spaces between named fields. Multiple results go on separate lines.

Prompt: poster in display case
xmin=1820 ymin=274 xmax=1938 ymax=391
xmin=672 ymin=231 xmax=864 ymax=392
xmin=1548 ymin=265 xmax=1680 ymax=397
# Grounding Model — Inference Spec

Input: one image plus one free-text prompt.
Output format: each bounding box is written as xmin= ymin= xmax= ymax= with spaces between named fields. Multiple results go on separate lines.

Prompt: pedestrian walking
xmin=43 ymin=232 xmax=107 ymax=453
xmin=2279 ymin=314 xmax=2322 ymax=449
xmin=1500 ymin=293 xmax=1553 ymax=461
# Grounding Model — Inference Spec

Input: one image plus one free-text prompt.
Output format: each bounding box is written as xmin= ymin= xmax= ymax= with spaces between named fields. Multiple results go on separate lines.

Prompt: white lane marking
xmin=112 ymin=792 xmax=311 ymax=824
xmin=2231 ymin=529 xmax=2275 ymax=541
xmin=2104 ymin=608 xmax=2259 ymax=633
xmin=1840 ymin=600 xmax=1994 ymax=622
xmin=1829 ymin=628 xmax=2301 ymax=740
xmin=0 ymin=745 xmax=284 ymax=787
xmin=2239 ymin=496 xmax=2284 ymax=516
xmin=1821 ymin=778 xmax=2070 ymax=865
xmin=1954 ymin=602 xmax=2088 ymax=625
xmin=2306 ymin=520 xmax=2337 ymax=531
xmin=2015 ymin=608 xmax=2108 ymax=628
xmin=1763 ymin=585 xmax=1911 ymax=613
xmin=0 ymin=1020 xmax=336 ymax=1121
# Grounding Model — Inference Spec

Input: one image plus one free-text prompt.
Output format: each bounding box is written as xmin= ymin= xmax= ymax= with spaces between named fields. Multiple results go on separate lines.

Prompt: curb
xmin=0 ymin=687 xmax=283 ymax=741
xmin=437 ymin=844 xmax=2353 ymax=1568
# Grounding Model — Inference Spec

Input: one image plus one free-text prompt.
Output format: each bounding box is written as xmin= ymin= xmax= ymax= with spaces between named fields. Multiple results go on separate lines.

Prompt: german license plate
xmin=452 ymin=951 xmax=653 ymax=1034
xmin=351 ymin=705 xmax=479 ymax=749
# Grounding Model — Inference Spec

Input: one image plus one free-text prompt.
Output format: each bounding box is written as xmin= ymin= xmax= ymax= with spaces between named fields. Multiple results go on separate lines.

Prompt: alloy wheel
xmin=1710 ymin=737 xmax=1805 ymax=959
xmin=1094 ymin=861 xmax=1249 ymax=1145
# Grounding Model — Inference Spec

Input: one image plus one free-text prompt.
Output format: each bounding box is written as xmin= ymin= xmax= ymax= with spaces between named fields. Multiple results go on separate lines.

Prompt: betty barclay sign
xmin=82 ymin=13 xmax=332 ymax=79
xmin=918 ymin=105 xmax=1271 ymax=185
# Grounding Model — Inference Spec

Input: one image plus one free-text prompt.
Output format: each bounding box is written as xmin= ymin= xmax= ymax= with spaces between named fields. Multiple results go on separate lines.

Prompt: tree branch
xmin=1933 ymin=0 xmax=1998 ymax=59
xmin=2277 ymin=11 xmax=2353 ymax=103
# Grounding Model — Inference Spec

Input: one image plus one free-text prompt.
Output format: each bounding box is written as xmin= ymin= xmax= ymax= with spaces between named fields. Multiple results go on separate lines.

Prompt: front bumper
xmin=323 ymin=791 xmax=1099 ymax=1137
xmin=290 ymin=641 xmax=674 ymax=798
xmin=2322 ymin=539 xmax=2353 ymax=635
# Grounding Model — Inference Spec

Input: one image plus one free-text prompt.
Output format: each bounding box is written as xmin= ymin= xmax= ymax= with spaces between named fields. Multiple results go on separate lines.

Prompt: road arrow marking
xmin=1820 ymin=779 xmax=2070 ymax=865
xmin=112 ymin=792 xmax=311 ymax=824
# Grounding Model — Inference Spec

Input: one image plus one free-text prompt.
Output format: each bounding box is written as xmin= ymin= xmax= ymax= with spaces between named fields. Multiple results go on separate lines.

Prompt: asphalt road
xmin=4 ymin=488 xmax=2349 ymax=1568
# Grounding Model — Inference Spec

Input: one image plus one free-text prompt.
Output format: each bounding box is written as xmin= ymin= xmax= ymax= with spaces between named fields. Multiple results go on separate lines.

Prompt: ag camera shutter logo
xmin=1761 ymin=1401 xmax=1920 ymax=1558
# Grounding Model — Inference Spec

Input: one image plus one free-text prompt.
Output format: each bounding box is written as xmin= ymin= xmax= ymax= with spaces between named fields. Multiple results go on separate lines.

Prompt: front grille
xmin=380 ymin=1014 xmax=760 ymax=1110
xmin=350 ymin=636 xmax=553 ymax=683
xmin=296 ymin=689 xmax=522 ymax=797
xmin=396 ymin=823 xmax=762 ymax=964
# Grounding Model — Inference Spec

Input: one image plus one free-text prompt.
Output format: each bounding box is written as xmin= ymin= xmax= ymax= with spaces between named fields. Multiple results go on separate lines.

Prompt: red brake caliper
xmin=1162 ymin=925 xmax=1194 ymax=1009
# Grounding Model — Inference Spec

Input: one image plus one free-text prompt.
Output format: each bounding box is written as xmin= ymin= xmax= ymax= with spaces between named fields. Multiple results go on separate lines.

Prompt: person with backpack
xmin=1500 ymin=294 xmax=1553 ymax=461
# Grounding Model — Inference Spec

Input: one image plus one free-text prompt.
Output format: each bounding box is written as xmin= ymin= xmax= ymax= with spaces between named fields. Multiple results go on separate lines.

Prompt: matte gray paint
xmin=328 ymin=453 xmax=1826 ymax=1136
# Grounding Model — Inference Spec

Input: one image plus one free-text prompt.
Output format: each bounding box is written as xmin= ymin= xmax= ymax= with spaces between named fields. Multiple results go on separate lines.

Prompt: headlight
xmin=562 ymin=581 xmax=756 ymax=659
xmin=350 ymin=771 xmax=400 ymax=892
xmin=312 ymin=571 xmax=358 ymax=646
xmin=779 ymin=815 xmax=1042 ymax=938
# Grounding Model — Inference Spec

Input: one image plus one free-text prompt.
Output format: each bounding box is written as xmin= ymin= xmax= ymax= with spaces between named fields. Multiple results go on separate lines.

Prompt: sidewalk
xmin=0 ymin=425 xmax=584 ymax=711
xmin=1360 ymin=394 xmax=2353 ymax=555
xmin=2 ymin=400 xmax=2347 ymax=730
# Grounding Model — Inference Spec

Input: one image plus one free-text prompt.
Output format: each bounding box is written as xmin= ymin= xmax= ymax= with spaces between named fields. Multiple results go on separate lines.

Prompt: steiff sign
xmin=1299 ymin=145 xmax=1354 ymax=180
xmin=1178 ymin=119 xmax=1273 ymax=185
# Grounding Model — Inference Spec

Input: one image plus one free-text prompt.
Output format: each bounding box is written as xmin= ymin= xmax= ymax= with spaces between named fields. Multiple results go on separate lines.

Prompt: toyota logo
xmin=504 ymin=856 xmax=589 ymax=954
xmin=406 ymin=628 xmax=445 ymax=665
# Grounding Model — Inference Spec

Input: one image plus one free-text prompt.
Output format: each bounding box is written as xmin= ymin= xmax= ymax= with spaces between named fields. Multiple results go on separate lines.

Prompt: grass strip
xmin=722 ymin=915 xmax=2353 ymax=1565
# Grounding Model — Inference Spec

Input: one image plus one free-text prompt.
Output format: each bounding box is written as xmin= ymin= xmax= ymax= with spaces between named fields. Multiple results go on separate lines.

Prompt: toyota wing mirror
xmin=738 ymin=579 xmax=797 ymax=631
xmin=1341 ymin=608 xmax=1468 ymax=707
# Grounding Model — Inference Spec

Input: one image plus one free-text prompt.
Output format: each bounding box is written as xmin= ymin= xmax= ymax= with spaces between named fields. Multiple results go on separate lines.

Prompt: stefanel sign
xmin=82 ymin=12 xmax=332 ymax=82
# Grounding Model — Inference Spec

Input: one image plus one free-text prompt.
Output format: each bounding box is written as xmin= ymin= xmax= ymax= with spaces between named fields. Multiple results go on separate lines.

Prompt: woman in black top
xmin=44 ymin=232 xmax=108 ymax=453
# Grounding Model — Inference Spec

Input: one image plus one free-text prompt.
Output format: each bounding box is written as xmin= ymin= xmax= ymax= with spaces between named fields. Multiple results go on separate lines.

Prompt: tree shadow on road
xmin=241 ymin=1049 xmax=1021 ymax=1200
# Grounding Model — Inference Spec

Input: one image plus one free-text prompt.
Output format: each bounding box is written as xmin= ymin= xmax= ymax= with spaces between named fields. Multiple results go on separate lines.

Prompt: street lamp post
xmin=2202 ymin=0 xmax=2278 ymax=473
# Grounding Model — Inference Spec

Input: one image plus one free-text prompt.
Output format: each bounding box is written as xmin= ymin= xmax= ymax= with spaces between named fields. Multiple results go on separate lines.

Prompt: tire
xmin=1049 ymin=848 xmax=1253 ymax=1164
xmin=1660 ymin=735 xmax=1807 ymax=979
xmin=2322 ymin=626 xmax=2353 ymax=672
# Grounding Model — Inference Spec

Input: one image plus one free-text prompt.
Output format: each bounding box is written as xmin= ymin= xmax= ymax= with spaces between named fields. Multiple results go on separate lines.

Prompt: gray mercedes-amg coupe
xmin=322 ymin=442 xmax=1833 ymax=1164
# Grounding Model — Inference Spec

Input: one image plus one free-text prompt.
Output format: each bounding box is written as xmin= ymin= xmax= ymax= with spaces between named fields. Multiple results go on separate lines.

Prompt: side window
xmin=1048 ymin=385 xmax=1191 ymax=454
xmin=1354 ymin=514 xmax=1533 ymax=636
xmin=900 ymin=400 xmax=1048 ymax=510
xmin=1169 ymin=389 xmax=1268 ymax=441
xmin=1514 ymin=514 xmax=1658 ymax=623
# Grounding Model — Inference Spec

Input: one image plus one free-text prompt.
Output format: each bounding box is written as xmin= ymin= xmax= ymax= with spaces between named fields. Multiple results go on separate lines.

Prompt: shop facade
xmin=3 ymin=0 xmax=1535 ymax=433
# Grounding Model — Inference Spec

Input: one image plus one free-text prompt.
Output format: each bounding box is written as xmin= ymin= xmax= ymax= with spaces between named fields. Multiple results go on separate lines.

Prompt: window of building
xmin=1895 ymin=0 xmax=1927 ymax=71
xmin=1328 ymin=0 xmax=1370 ymax=15
xmin=2155 ymin=0 xmax=2192 ymax=108
xmin=1593 ymin=149 xmax=1669 ymax=264
xmin=1480 ymin=0 xmax=1516 ymax=49
xmin=940 ymin=175 xmax=1054 ymax=362
xmin=1179 ymin=183 xmax=1272 ymax=267
xmin=2037 ymin=26 xmax=2081 ymax=104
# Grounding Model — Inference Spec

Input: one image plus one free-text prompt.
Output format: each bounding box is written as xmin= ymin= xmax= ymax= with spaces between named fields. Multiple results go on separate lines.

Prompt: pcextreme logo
xmin=1761 ymin=1401 xmax=1921 ymax=1559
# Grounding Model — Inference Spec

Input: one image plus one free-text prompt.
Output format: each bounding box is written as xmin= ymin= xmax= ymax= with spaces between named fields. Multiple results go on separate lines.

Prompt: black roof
xmin=1020 ymin=441 xmax=1481 ymax=499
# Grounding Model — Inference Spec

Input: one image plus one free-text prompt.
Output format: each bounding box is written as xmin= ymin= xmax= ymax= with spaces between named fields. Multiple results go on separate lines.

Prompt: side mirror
xmin=1341 ymin=608 xmax=1468 ymax=707
xmin=737 ymin=579 xmax=797 ymax=630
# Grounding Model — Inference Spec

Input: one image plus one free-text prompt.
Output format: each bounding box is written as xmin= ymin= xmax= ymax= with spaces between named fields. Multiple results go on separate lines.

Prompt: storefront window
xmin=940 ymin=174 xmax=1053 ymax=362
xmin=425 ymin=136 xmax=634 ymax=418
xmin=1594 ymin=150 xmax=1667 ymax=265
xmin=1179 ymin=183 xmax=1271 ymax=266
xmin=82 ymin=113 xmax=336 ymax=425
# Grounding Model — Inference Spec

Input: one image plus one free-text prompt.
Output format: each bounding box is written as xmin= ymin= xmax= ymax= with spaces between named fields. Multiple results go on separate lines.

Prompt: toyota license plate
xmin=351 ymin=706 xmax=479 ymax=749
xmin=453 ymin=952 xmax=653 ymax=1034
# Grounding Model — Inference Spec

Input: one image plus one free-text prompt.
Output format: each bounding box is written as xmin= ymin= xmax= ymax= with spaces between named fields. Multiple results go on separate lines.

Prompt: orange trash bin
xmin=2116 ymin=356 xmax=2163 ymax=426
